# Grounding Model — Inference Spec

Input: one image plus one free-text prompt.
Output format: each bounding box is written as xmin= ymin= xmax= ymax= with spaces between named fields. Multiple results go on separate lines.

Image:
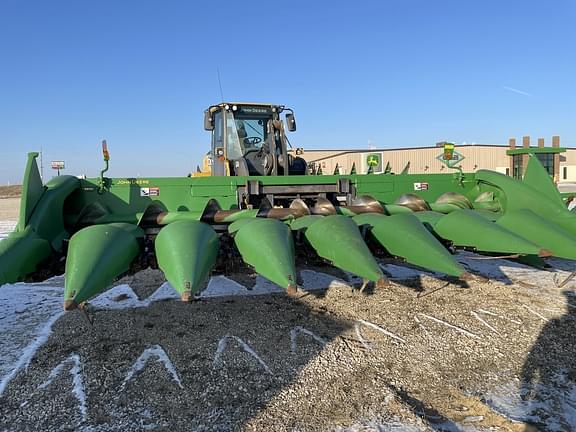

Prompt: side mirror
xmin=286 ymin=113 xmax=296 ymax=132
xmin=204 ymin=110 xmax=214 ymax=131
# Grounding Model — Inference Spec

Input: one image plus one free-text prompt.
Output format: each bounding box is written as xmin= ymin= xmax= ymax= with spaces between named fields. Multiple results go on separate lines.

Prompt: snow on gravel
xmin=0 ymin=219 xmax=360 ymax=403
xmin=458 ymin=251 xmax=574 ymax=286
xmin=121 ymin=345 xmax=183 ymax=390
xmin=336 ymin=420 xmax=424 ymax=431
xmin=2 ymin=217 xmax=576 ymax=429
xmin=0 ymin=279 xmax=63 ymax=395
xmin=486 ymin=372 xmax=576 ymax=430
xmin=383 ymin=264 xmax=439 ymax=280
xmin=38 ymin=353 xmax=87 ymax=420
xmin=0 ymin=220 xmax=16 ymax=240
xmin=92 ymin=269 xmax=352 ymax=310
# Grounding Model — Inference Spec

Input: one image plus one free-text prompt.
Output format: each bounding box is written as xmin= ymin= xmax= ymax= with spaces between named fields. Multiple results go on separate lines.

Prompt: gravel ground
xmin=1 ymin=257 xmax=575 ymax=431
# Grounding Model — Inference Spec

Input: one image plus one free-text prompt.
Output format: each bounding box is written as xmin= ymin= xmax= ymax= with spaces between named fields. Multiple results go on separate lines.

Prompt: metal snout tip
xmin=180 ymin=291 xmax=192 ymax=302
xmin=538 ymin=249 xmax=554 ymax=258
xmin=375 ymin=277 xmax=390 ymax=289
xmin=63 ymin=299 xmax=77 ymax=311
xmin=458 ymin=272 xmax=474 ymax=281
xmin=286 ymin=284 xmax=299 ymax=297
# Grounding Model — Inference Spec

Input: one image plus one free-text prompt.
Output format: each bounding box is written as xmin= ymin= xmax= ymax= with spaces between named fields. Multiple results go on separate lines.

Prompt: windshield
xmin=225 ymin=111 xmax=269 ymax=160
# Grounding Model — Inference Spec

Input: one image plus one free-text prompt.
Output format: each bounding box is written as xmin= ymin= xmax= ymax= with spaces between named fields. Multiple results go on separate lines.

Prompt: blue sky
xmin=0 ymin=0 xmax=574 ymax=184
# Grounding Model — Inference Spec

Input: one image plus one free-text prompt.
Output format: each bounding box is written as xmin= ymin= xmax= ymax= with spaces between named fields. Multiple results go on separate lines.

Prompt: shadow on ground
xmin=0 ymin=289 xmax=357 ymax=431
xmin=519 ymin=290 xmax=576 ymax=430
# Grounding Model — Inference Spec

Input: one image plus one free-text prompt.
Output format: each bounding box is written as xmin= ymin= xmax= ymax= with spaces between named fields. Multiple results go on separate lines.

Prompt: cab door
xmin=210 ymin=110 xmax=226 ymax=176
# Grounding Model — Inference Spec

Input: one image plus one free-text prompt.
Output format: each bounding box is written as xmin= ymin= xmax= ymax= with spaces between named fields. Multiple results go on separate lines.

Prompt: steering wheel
xmin=243 ymin=136 xmax=262 ymax=146
xmin=243 ymin=145 xmax=274 ymax=175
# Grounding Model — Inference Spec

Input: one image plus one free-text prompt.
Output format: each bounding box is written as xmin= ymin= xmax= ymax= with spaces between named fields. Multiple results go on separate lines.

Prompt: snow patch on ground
xmin=2 ymin=218 xmax=576 ymax=429
xmin=0 ymin=280 xmax=63 ymax=395
xmin=213 ymin=335 xmax=273 ymax=375
xmin=38 ymin=353 xmax=87 ymax=420
xmin=0 ymin=220 xmax=16 ymax=241
xmin=90 ymin=280 xmax=196 ymax=309
xmin=290 ymin=326 xmax=327 ymax=353
xmin=0 ymin=265 xmax=353 ymax=400
xmin=383 ymin=263 xmax=438 ymax=280
xmin=458 ymin=251 xmax=573 ymax=287
xmin=300 ymin=269 xmax=351 ymax=289
xmin=485 ymin=371 xmax=576 ymax=430
xmin=337 ymin=418 xmax=485 ymax=432
xmin=89 ymin=284 xmax=142 ymax=308
xmin=91 ymin=270 xmax=349 ymax=310
xmin=203 ymin=275 xmax=281 ymax=297
xmin=0 ymin=222 xmax=66 ymax=395
xmin=346 ymin=263 xmax=439 ymax=284
xmin=203 ymin=270 xmax=349 ymax=298
xmin=121 ymin=345 xmax=183 ymax=390
xmin=336 ymin=420 xmax=424 ymax=431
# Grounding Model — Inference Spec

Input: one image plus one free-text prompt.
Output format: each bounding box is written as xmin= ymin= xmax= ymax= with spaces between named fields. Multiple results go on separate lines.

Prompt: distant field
xmin=0 ymin=198 xmax=20 ymax=221
xmin=0 ymin=185 xmax=21 ymax=199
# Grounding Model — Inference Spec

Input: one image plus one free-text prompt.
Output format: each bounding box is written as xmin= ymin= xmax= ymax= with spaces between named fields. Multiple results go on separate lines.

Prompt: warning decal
xmin=413 ymin=182 xmax=429 ymax=191
xmin=140 ymin=187 xmax=160 ymax=197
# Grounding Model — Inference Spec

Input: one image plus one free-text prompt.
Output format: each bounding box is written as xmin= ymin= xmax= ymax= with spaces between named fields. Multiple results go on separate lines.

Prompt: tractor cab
xmin=203 ymin=102 xmax=306 ymax=176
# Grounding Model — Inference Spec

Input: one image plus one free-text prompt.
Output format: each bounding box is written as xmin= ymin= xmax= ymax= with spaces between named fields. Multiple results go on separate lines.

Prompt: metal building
xmin=294 ymin=136 xmax=576 ymax=184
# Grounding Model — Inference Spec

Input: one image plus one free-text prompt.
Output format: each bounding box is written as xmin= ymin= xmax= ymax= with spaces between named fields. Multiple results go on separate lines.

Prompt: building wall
xmin=561 ymin=149 xmax=576 ymax=182
xmin=293 ymin=144 xmax=576 ymax=183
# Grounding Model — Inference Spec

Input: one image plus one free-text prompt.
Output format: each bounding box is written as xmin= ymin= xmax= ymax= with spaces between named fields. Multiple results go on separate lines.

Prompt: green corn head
xmin=1 ymin=150 xmax=575 ymax=311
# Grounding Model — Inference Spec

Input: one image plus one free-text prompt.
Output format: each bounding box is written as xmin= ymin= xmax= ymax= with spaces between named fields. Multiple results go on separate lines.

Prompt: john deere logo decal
xmin=367 ymin=154 xmax=380 ymax=167
xmin=436 ymin=142 xmax=465 ymax=168
xmin=443 ymin=143 xmax=455 ymax=161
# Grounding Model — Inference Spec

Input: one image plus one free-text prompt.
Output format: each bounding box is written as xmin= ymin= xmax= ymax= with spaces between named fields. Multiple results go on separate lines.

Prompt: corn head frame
xmin=1 ymin=102 xmax=575 ymax=311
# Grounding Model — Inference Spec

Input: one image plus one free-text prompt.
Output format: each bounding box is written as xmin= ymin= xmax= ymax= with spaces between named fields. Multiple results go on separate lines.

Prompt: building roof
xmin=294 ymin=144 xmax=509 ymax=153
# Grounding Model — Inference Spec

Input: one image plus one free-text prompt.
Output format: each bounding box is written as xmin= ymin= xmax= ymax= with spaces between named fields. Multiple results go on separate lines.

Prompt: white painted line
xmin=477 ymin=308 xmax=522 ymax=325
xmin=418 ymin=313 xmax=481 ymax=340
xmin=38 ymin=353 xmax=87 ymax=420
xmin=354 ymin=323 xmax=373 ymax=350
xmin=213 ymin=336 xmax=272 ymax=375
xmin=471 ymin=311 xmax=500 ymax=335
xmin=542 ymin=296 xmax=576 ymax=310
xmin=356 ymin=319 xmax=406 ymax=344
xmin=122 ymin=345 xmax=183 ymax=389
xmin=521 ymin=304 xmax=549 ymax=322
xmin=0 ymin=311 xmax=63 ymax=396
xmin=539 ymin=307 xmax=564 ymax=314
xmin=413 ymin=315 xmax=432 ymax=338
xmin=290 ymin=326 xmax=327 ymax=353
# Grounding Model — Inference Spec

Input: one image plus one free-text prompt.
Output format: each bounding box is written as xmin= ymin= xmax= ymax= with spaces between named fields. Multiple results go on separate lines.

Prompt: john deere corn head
xmin=1 ymin=102 xmax=575 ymax=311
